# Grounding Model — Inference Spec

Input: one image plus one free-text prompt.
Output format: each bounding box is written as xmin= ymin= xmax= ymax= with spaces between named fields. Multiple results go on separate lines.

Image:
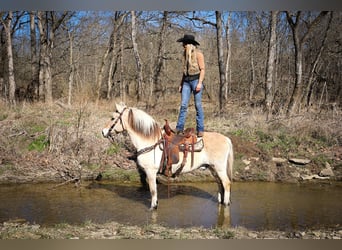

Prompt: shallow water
xmin=0 ymin=181 xmax=341 ymax=230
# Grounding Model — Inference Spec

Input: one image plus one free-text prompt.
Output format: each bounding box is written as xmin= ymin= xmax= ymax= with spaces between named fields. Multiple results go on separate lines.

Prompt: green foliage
xmin=213 ymin=228 xmax=235 ymax=239
xmin=0 ymin=113 xmax=8 ymax=121
xmin=256 ymin=129 xmax=300 ymax=154
xmin=311 ymin=154 xmax=333 ymax=166
xmin=106 ymin=143 xmax=121 ymax=155
xmin=29 ymin=124 xmax=46 ymax=134
xmin=28 ymin=135 xmax=49 ymax=152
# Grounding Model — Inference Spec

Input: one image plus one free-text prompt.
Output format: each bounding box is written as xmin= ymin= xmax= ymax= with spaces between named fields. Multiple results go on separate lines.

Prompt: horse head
xmin=102 ymin=103 xmax=127 ymax=138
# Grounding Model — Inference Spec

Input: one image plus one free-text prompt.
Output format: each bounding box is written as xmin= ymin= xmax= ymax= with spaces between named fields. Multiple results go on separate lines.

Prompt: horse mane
xmin=127 ymin=108 xmax=161 ymax=141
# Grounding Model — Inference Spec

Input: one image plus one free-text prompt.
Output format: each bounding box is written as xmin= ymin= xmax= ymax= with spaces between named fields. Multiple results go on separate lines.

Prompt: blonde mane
xmin=127 ymin=108 xmax=161 ymax=141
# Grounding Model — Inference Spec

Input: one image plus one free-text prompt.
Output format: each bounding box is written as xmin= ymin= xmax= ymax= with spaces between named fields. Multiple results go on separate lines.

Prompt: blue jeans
xmin=176 ymin=79 xmax=204 ymax=133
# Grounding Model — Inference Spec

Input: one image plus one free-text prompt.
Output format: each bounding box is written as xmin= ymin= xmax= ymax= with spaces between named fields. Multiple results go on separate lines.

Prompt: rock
xmin=300 ymin=174 xmax=330 ymax=180
xmin=319 ymin=168 xmax=334 ymax=177
xmin=272 ymin=157 xmax=287 ymax=163
xmin=242 ymin=159 xmax=251 ymax=165
xmin=291 ymin=172 xmax=301 ymax=178
xmin=319 ymin=162 xmax=335 ymax=177
xmin=289 ymin=158 xmax=311 ymax=165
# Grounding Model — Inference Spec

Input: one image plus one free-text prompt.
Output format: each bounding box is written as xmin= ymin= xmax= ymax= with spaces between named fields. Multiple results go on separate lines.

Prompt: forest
xmin=0 ymin=11 xmax=341 ymax=116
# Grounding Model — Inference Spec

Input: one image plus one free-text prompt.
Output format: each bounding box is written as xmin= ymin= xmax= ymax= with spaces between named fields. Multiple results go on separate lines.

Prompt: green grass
xmin=106 ymin=143 xmax=121 ymax=155
xmin=28 ymin=135 xmax=49 ymax=152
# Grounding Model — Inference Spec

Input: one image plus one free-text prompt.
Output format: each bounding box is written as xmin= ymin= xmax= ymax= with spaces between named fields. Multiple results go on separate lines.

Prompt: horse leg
xmin=144 ymin=168 xmax=159 ymax=210
xmin=216 ymin=170 xmax=231 ymax=206
xmin=209 ymin=167 xmax=231 ymax=206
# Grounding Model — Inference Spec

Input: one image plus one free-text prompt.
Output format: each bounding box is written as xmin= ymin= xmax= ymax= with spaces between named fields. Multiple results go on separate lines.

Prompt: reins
xmin=136 ymin=138 xmax=164 ymax=156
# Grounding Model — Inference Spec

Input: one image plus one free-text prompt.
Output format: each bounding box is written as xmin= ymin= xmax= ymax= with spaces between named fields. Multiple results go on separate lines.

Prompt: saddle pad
xmin=159 ymin=138 xmax=204 ymax=152
xmin=178 ymin=138 xmax=204 ymax=152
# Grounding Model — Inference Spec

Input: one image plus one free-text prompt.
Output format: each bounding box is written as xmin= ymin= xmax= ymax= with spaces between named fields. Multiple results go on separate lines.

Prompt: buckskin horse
xmin=102 ymin=103 xmax=234 ymax=210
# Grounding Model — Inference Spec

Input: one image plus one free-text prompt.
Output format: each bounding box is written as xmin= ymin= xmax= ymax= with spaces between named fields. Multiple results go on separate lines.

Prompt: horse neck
xmin=125 ymin=124 xmax=161 ymax=151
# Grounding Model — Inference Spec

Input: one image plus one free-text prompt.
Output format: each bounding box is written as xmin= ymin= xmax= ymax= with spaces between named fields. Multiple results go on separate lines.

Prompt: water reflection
xmin=0 ymin=181 xmax=341 ymax=230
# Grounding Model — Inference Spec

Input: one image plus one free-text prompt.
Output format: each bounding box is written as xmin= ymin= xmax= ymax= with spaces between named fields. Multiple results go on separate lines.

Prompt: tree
xmin=95 ymin=11 xmax=127 ymax=102
xmin=0 ymin=11 xmax=16 ymax=106
xmin=150 ymin=11 xmax=168 ymax=106
xmin=131 ymin=11 xmax=143 ymax=102
xmin=224 ymin=12 xmax=232 ymax=98
xmin=285 ymin=11 xmax=329 ymax=114
xmin=26 ymin=11 xmax=39 ymax=102
xmin=302 ymin=12 xmax=333 ymax=109
xmin=215 ymin=11 xmax=227 ymax=111
xmin=265 ymin=11 xmax=279 ymax=117
xmin=37 ymin=11 xmax=70 ymax=103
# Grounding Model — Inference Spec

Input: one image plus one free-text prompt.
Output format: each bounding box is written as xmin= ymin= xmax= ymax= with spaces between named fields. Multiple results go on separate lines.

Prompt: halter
xmin=106 ymin=107 xmax=164 ymax=157
xmin=107 ymin=107 xmax=127 ymax=140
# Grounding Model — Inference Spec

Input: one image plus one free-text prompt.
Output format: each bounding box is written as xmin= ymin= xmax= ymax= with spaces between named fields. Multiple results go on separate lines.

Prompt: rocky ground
xmin=0 ymin=101 xmax=341 ymax=239
xmin=1 ymin=219 xmax=342 ymax=239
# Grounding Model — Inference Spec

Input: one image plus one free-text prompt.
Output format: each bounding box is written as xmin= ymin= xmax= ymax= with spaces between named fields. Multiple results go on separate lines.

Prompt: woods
xmin=0 ymin=11 xmax=340 ymax=115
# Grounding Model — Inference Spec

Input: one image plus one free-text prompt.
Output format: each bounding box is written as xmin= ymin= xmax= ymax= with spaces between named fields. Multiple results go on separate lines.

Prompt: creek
xmin=0 ymin=181 xmax=341 ymax=230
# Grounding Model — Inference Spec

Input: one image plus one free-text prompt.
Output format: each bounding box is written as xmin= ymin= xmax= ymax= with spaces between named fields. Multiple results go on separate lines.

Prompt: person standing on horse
xmin=175 ymin=34 xmax=205 ymax=138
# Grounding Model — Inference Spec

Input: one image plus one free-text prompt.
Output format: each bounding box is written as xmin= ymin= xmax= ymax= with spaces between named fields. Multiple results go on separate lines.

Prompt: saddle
xmin=159 ymin=120 xmax=204 ymax=177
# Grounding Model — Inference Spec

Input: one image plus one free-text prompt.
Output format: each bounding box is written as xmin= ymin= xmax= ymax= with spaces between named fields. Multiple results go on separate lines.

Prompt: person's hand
xmin=195 ymin=82 xmax=202 ymax=92
xmin=179 ymin=85 xmax=182 ymax=93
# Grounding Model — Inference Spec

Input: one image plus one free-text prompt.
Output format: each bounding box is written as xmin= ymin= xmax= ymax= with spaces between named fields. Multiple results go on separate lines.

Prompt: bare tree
xmin=26 ymin=11 xmax=39 ymax=102
xmin=302 ymin=12 xmax=333 ymax=109
xmin=67 ymin=30 xmax=74 ymax=106
xmin=131 ymin=11 xmax=143 ymax=102
xmin=0 ymin=11 xmax=16 ymax=106
xmin=285 ymin=11 xmax=329 ymax=114
xmin=95 ymin=12 xmax=127 ymax=102
xmin=265 ymin=11 xmax=279 ymax=116
xmin=151 ymin=11 xmax=168 ymax=106
xmin=216 ymin=11 xmax=227 ymax=111
xmin=224 ymin=12 xmax=232 ymax=98
xmin=37 ymin=11 xmax=70 ymax=103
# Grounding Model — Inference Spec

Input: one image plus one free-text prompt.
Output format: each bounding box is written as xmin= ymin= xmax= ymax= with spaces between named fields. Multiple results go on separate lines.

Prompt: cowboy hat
xmin=176 ymin=34 xmax=200 ymax=46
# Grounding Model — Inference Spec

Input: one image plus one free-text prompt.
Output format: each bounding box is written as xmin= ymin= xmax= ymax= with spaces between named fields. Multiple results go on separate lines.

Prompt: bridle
xmin=105 ymin=107 xmax=164 ymax=157
xmin=106 ymin=107 xmax=127 ymax=142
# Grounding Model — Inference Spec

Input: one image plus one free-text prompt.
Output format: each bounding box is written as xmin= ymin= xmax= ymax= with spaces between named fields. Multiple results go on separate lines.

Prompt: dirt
xmin=1 ymin=219 xmax=342 ymax=239
xmin=0 ymin=101 xmax=341 ymax=239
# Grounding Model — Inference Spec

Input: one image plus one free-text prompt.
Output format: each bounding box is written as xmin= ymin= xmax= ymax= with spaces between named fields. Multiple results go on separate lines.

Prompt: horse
xmin=102 ymin=103 xmax=234 ymax=210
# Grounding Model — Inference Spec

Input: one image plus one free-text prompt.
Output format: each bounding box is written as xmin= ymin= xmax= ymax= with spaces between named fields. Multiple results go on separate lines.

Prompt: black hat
xmin=176 ymin=34 xmax=200 ymax=46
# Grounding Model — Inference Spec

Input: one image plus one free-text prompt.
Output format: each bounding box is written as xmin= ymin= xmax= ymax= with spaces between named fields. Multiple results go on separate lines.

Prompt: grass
xmin=105 ymin=143 xmax=122 ymax=155
xmin=28 ymin=135 xmax=49 ymax=152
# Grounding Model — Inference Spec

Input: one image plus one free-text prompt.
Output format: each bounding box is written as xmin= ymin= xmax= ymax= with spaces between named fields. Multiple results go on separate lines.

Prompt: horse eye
xmin=111 ymin=117 xmax=115 ymax=121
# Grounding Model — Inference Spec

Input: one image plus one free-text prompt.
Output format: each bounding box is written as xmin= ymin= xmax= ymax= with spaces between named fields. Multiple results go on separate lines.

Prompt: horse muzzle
xmin=102 ymin=128 xmax=110 ymax=138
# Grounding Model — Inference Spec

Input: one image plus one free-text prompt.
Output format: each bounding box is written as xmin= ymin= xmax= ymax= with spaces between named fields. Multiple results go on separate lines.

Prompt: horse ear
xmin=115 ymin=102 xmax=126 ymax=112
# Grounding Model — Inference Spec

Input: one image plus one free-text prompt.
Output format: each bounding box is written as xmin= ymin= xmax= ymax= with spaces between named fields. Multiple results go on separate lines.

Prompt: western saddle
xmin=159 ymin=120 xmax=204 ymax=177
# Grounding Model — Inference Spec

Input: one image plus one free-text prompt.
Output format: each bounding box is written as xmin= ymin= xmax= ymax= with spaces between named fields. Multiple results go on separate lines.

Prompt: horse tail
xmin=226 ymin=137 xmax=234 ymax=182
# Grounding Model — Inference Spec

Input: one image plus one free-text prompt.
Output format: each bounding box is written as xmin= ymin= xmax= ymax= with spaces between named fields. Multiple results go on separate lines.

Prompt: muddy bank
xmin=1 ymin=220 xmax=341 ymax=239
xmin=0 ymin=102 xmax=341 ymax=185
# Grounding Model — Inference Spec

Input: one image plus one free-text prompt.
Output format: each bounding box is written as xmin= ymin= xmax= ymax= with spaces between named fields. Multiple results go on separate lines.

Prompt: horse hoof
xmin=150 ymin=201 xmax=158 ymax=210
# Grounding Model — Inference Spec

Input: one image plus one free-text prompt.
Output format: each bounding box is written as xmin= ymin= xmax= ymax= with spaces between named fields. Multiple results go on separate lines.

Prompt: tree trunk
xmin=68 ymin=31 xmax=74 ymax=106
xmin=215 ymin=11 xmax=226 ymax=111
xmin=224 ymin=12 xmax=232 ymax=98
xmin=96 ymin=12 xmax=127 ymax=102
xmin=2 ymin=11 xmax=16 ymax=106
xmin=265 ymin=11 xmax=278 ymax=115
xmin=119 ymin=36 xmax=126 ymax=102
xmin=249 ymin=50 xmax=255 ymax=101
xmin=131 ymin=11 xmax=143 ymax=102
xmin=28 ymin=11 xmax=39 ymax=102
xmin=303 ymin=12 xmax=332 ymax=109
xmin=37 ymin=11 xmax=69 ymax=103
xmin=151 ymin=11 xmax=168 ymax=105
xmin=286 ymin=11 xmax=329 ymax=115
